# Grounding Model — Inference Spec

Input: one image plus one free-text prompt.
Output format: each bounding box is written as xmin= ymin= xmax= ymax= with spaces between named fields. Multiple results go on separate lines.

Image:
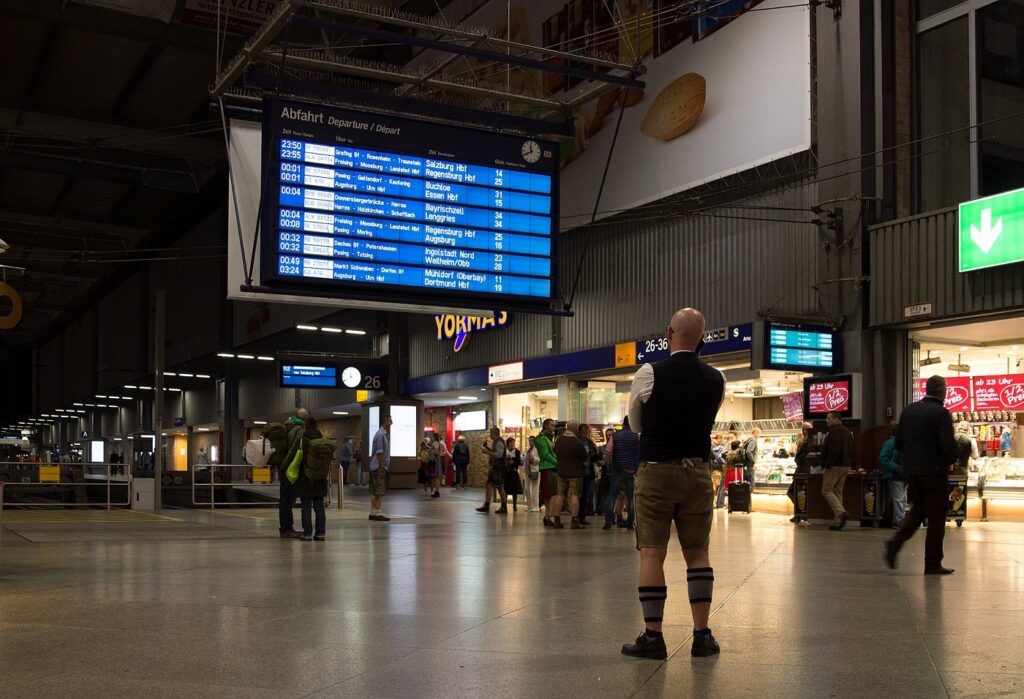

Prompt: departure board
xmin=260 ymin=99 xmax=559 ymax=307
xmin=763 ymin=321 xmax=838 ymax=371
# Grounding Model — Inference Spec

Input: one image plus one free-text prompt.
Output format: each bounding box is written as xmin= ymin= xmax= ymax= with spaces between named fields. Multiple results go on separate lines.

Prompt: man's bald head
xmin=667 ymin=308 xmax=706 ymax=352
xmin=296 ymin=407 xmax=309 ymax=420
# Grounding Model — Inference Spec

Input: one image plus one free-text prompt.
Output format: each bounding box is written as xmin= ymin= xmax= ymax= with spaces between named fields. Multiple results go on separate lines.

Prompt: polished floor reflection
xmin=2 ymin=488 xmax=1023 ymax=698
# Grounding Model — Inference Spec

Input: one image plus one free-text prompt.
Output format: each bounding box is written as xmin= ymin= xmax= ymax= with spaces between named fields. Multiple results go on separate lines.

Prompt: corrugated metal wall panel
xmin=36 ymin=338 xmax=61 ymax=412
xmin=407 ymin=180 xmax=823 ymax=378
xmin=97 ymin=273 xmax=142 ymax=393
xmin=869 ymin=208 xmax=1024 ymax=325
xmin=407 ymin=308 xmax=551 ymax=377
xmin=63 ymin=308 xmax=96 ymax=404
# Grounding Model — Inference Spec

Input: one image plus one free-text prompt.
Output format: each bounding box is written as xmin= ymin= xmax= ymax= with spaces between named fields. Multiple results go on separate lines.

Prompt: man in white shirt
xmin=368 ymin=414 xmax=392 ymax=521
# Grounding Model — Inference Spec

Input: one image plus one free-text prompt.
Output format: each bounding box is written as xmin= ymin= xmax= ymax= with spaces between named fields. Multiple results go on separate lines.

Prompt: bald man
xmin=621 ymin=308 xmax=725 ymax=660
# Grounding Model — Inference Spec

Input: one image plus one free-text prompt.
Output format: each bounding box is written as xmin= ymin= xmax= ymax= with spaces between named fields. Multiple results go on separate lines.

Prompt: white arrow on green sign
xmin=959 ymin=186 xmax=1024 ymax=272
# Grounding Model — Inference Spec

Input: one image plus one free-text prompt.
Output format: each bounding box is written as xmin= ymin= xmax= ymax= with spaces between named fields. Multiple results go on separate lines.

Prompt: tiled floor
xmin=2 ymin=487 xmax=1023 ymax=698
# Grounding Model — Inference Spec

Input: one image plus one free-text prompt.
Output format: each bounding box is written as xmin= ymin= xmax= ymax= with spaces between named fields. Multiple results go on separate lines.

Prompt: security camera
xmin=0 ymin=237 xmax=8 ymax=254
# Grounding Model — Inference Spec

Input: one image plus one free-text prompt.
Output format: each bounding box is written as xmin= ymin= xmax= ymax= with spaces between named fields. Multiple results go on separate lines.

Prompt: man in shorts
xmin=477 ymin=427 xmax=508 ymax=514
xmin=368 ymin=414 xmax=391 ymax=522
xmin=550 ymin=420 xmax=588 ymax=529
xmin=621 ymin=308 xmax=725 ymax=660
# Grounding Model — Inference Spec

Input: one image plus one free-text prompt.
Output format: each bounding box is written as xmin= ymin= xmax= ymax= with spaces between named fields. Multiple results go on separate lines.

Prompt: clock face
xmin=341 ymin=366 xmax=362 ymax=388
xmin=521 ymin=140 xmax=541 ymax=163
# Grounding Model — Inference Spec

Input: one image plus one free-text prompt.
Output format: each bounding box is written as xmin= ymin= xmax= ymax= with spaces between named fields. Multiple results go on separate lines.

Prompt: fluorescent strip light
xmin=332 ymin=411 xmax=349 ymax=415
xmin=125 ymin=385 xmax=137 ymax=389
xmin=73 ymin=402 xmax=84 ymax=406
xmin=96 ymin=395 xmax=108 ymax=399
xmin=320 ymin=327 xmax=342 ymax=333
xmin=139 ymin=386 xmax=152 ymax=390
xmin=237 ymin=354 xmax=255 ymax=360
xmin=217 ymin=352 xmax=235 ymax=358
xmin=178 ymin=373 xmax=194 ymax=378
xmin=253 ymin=420 xmax=267 ymax=425
xmin=196 ymin=374 xmax=211 ymax=379
xmin=345 ymin=329 xmax=366 ymax=335
xmin=85 ymin=403 xmax=96 ymax=407
xmin=297 ymin=325 xmax=318 ymax=331
xmin=197 ymin=427 xmax=211 ymax=432
xmin=163 ymin=371 xmax=177 ymax=377
xmin=458 ymin=396 xmax=477 ymax=400
xmin=257 ymin=356 xmax=274 ymax=361
xmin=113 ymin=437 xmax=123 ymax=442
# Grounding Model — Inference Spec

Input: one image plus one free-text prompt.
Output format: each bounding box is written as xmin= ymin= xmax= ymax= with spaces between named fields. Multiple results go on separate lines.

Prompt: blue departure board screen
xmin=764 ymin=321 xmax=839 ymax=371
xmin=281 ymin=364 xmax=337 ymax=388
xmin=260 ymin=99 xmax=559 ymax=307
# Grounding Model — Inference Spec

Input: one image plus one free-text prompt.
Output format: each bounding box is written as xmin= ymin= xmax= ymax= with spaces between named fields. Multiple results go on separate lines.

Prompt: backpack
xmin=264 ymin=422 xmax=290 ymax=453
xmin=305 ymin=438 xmax=336 ymax=481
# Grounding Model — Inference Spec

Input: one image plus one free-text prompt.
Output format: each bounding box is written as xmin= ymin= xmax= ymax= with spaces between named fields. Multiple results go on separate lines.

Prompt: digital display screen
xmin=261 ymin=99 xmax=558 ymax=306
xmin=764 ymin=321 xmax=838 ymax=371
xmin=367 ymin=406 xmax=380 ymax=460
xmin=807 ymin=380 xmax=849 ymax=413
xmin=280 ymin=364 xmax=337 ymax=388
xmin=390 ymin=405 xmax=418 ymax=458
xmin=454 ymin=410 xmax=488 ymax=432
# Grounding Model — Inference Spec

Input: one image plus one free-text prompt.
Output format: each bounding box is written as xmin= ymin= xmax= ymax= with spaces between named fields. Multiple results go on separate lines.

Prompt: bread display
xmin=640 ymin=72 xmax=706 ymax=141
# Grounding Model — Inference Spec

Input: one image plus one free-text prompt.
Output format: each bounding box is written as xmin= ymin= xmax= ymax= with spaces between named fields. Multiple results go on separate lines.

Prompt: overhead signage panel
xmin=278 ymin=361 xmax=388 ymax=390
xmin=959 ymin=187 xmax=1024 ymax=273
xmin=261 ymin=99 xmax=559 ymax=308
xmin=762 ymin=320 xmax=839 ymax=372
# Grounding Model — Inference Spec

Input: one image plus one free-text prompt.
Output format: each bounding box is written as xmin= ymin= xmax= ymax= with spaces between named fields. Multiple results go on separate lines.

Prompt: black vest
xmin=639 ymin=352 xmax=725 ymax=462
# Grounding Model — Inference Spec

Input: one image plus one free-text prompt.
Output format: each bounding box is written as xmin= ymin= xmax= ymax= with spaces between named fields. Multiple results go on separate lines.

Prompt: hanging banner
xmin=973 ymin=374 xmax=1024 ymax=411
xmin=913 ymin=377 xmax=972 ymax=412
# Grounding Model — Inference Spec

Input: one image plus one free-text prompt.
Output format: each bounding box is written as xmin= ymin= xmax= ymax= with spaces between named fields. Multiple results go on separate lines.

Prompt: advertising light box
xmin=913 ymin=377 xmax=972 ymax=412
xmin=803 ymin=374 xmax=859 ymax=419
xmin=261 ymin=99 xmax=559 ymax=309
xmin=972 ymin=374 xmax=1024 ymax=411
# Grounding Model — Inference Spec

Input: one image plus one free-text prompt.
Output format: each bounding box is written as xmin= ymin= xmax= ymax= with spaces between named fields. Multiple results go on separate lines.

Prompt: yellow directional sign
xmin=615 ymin=342 xmax=636 ymax=368
xmin=252 ymin=467 xmax=271 ymax=483
xmin=38 ymin=465 xmax=60 ymax=482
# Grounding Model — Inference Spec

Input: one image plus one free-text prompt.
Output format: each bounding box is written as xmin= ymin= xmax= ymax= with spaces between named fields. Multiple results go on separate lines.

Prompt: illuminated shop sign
xmin=434 ymin=311 xmax=510 ymax=352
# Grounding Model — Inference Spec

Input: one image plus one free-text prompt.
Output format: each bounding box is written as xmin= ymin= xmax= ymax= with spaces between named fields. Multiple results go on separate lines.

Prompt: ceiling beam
xmin=0 ymin=108 xmax=226 ymax=162
xmin=0 ymin=210 xmax=150 ymax=239
xmin=110 ymin=44 xmax=164 ymax=123
xmin=0 ymin=0 xmax=236 ymax=54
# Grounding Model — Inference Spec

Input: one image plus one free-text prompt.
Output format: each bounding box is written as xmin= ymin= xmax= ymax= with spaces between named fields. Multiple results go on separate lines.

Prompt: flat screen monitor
xmin=454 ymin=410 xmax=487 ymax=432
xmin=763 ymin=320 xmax=839 ymax=372
xmin=261 ymin=99 xmax=559 ymax=309
xmin=390 ymin=405 xmax=417 ymax=458
xmin=803 ymin=374 xmax=855 ymax=419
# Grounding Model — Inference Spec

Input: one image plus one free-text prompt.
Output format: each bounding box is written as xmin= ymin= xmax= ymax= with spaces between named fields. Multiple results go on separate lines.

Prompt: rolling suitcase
xmin=727 ymin=467 xmax=751 ymax=513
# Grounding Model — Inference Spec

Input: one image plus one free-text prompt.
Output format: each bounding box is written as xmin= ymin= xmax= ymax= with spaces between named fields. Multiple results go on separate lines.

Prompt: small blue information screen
xmin=764 ymin=321 xmax=838 ymax=371
xmin=261 ymin=100 xmax=559 ymax=307
xmin=281 ymin=364 xmax=337 ymax=388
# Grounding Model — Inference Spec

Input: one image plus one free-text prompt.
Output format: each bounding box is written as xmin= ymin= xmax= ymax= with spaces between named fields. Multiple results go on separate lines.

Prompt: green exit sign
xmin=959 ymin=187 xmax=1024 ymax=272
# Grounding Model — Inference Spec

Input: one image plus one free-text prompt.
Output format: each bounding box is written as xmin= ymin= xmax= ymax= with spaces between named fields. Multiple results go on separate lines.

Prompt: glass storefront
xmin=912 ymin=318 xmax=1024 ymax=499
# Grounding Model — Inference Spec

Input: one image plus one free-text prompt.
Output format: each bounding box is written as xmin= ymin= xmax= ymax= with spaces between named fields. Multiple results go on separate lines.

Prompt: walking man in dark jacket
xmin=821 ymin=411 xmax=854 ymax=530
xmin=604 ymin=416 xmax=639 ymax=530
xmin=884 ymin=375 xmax=959 ymax=575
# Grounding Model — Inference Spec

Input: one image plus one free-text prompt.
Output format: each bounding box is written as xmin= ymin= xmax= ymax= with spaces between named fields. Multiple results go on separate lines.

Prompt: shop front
xmin=869 ymin=198 xmax=1024 ymax=521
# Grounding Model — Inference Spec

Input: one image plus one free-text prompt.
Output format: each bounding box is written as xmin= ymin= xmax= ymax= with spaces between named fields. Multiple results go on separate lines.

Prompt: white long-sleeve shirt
xmin=627 ymin=351 xmax=726 ymax=435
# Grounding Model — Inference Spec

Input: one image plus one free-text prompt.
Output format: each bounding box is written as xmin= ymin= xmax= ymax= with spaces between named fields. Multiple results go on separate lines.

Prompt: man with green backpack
xmin=265 ymin=409 xmax=308 ymax=539
xmin=297 ymin=416 xmax=335 ymax=541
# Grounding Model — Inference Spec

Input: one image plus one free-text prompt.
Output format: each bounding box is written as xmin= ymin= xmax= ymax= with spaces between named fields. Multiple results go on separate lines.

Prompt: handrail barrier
xmin=190 ymin=464 xmax=337 ymax=510
xmin=0 ymin=462 xmax=130 ymax=513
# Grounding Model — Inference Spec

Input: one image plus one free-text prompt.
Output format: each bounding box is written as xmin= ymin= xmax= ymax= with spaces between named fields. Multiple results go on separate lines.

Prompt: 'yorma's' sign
xmin=434 ymin=312 xmax=510 ymax=352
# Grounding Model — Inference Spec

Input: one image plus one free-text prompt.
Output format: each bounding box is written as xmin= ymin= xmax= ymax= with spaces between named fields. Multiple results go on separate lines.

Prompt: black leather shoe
xmin=476 ymin=505 xmax=489 ymax=513
xmin=789 ymin=515 xmax=801 ymax=523
xmin=621 ymin=631 xmax=667 ymax=660
xmin=884 ymin=540 xmax=899 ymax=569
xmin=691 ymin=629 xmax=720 ymax=657
xmin=603 ymin=522 xmax=612 ymax=530
xmin=280 ymin=530 xmax=301 ymax=538
xmin=838 ymin=513 xmax=848 ymax=530
xmin=543 ymin=517 xmax=553 ymax=527
xmin=924 ymin=566 xmax=955 ymax=575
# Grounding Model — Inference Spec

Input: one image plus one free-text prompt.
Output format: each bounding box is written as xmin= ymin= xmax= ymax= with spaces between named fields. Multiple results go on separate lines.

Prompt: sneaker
xmin=298 ymin=534 xmax=312 ymax=541
xmin=376 ymin=515 xmax=391 ymax=522
xmin=280 ymin=530 xmax=302 ymax=538
xmin=476 ymin=505 xmax=489 ymax=514
xmin=368 ymin=514 xmax=379 ymax=521
xmin=431 ymin=491 xmax=440 ymax=498
xmin=691 ymin=629 xmax=720 ymax=657
xmin=789 ymin=515 xmax=801 ymax=523
xmin=495 ymin=506 xmax=508 ymax=514
xmin=621 ymin=630 xmax=667 ymax=660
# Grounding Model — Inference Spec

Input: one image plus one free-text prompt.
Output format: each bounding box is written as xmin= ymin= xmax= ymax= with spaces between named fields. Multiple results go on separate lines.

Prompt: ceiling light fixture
xmin=196 ymin=374 xmax=211 ymax=379
xmin=297 ymin=325 xmax=318 ymax=331
xmin=345 ymin=329 xmax=366 ymax=335
xmin=124 ymin=385 xmax=137 ymax=389
xmin=320 ymin=327 xmax=342 ymax=333
xmin=458 ymin=396 xmax=477 ymax=400
xmin=253 ymin=420 xmax=267 ymax=426
xmin=237 ymin=354 xmax=255 ymax=360
xmin=332 ymin=411 xmax=349 ymax=415
xmin=217 ymin=352 xmax=235 ymax=358
xmin=139 ymin=385 xmax=152 ymax=390
xmin=257 ymin=356 xmax=274 ymax=361
xmin=197 ymin=427 xmax=211 ymax=432
xmin=163 ymin=372 xmax=177 ymax=377
xmin=179 ymin=373 xmax=194 ymax=378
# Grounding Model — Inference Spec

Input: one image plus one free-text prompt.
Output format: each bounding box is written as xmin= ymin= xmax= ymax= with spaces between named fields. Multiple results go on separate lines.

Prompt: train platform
xmin=2 ymin=487 xmax=1023 ymax=698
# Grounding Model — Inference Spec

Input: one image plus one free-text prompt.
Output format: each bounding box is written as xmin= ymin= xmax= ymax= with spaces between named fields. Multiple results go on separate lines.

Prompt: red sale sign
xmin=913 ymin=377 xmax=972 ymax=411
xmin=808 ymin=380 xmax=850 ymax=414
xmin=973 ymin=374 xmax=1024 ymax=411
